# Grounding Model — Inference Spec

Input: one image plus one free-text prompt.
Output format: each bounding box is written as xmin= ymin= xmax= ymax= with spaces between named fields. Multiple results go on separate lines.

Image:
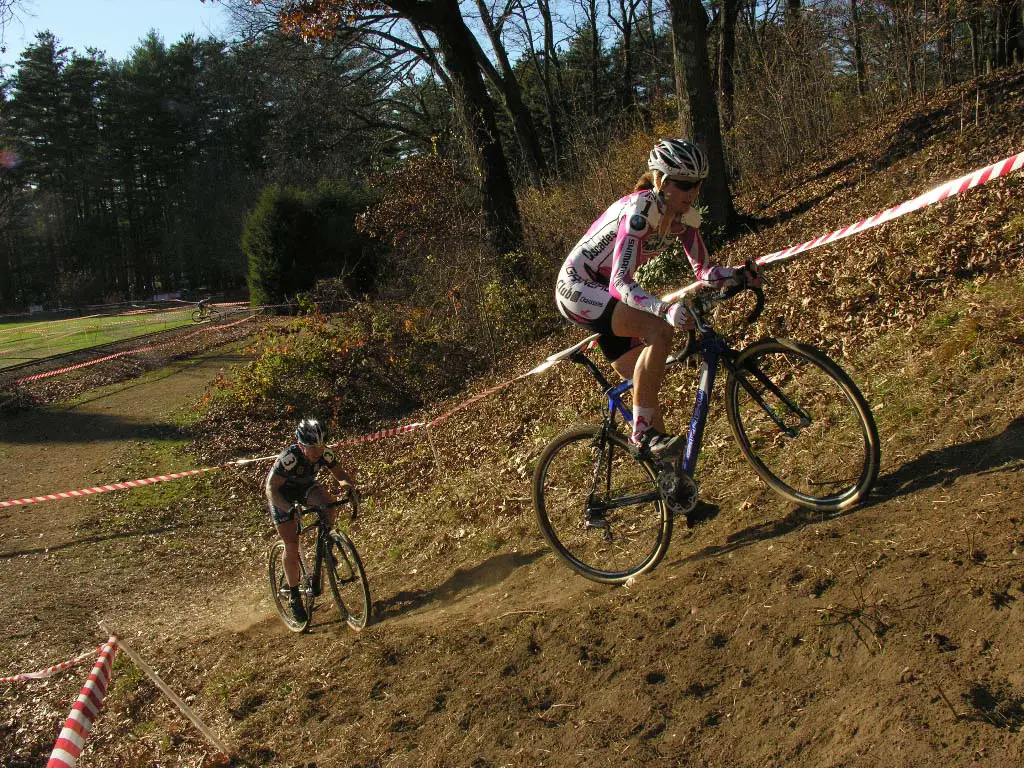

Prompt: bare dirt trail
xmin=0 ymin=347 xmax=251 ymax=532
xmin=0 ymin=344 xmax=254 ymax=659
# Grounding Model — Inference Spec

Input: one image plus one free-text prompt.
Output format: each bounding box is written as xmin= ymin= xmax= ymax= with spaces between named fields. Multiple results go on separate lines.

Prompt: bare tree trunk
xmin=516 ymin=0 xmax=565 ymax=174
xmin=608 ymin=0 xmax=638 ymax=106
xmin=538 ymin=0 xmax=566 ymax=172
xmin=472 ymin=0 xmax=547 ymax=184
xmin=668 ymin=0 xmax=736 ymax=232
xmin=394 ymin=0 xmax=523 ymax=253
xmin=969 ymin=6 xmax=982 ymax=77
xmin=646 ymin=0 xmax=660 ymax=97
xmin=999 ymin=0 xmax=1024 ymax=66
xmin=718 ymin=0 xmax=740 ymax=130
xmin=850 ymin=0 xmax=868 ymax=95
xmin=588 ymin=0 xmax=601 ymax=116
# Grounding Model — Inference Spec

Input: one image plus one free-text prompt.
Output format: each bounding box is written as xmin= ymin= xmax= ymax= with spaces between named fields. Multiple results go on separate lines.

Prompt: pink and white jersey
xmin=557 ymin=189 xmax=734 ymax=321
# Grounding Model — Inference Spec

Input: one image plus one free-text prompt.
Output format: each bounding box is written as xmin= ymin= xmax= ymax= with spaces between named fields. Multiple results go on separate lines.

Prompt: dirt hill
xmin=2 ymin=67 xmax=1024 ymax=767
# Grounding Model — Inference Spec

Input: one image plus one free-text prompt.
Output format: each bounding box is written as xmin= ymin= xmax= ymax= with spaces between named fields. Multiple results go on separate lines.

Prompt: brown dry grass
xmin=3 ymin=66 xmax=1024 ymax=768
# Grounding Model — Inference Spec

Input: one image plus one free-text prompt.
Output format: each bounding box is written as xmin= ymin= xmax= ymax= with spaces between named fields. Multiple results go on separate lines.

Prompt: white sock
xmin=633 ymin=406 xmax=655 ymax=440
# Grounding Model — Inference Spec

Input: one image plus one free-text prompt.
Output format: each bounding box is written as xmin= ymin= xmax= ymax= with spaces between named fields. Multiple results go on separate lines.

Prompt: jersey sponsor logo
xmin=323 ymin=448 xmax=336 ymax=465
xmin=578 ymin=294 xmax=604 ymax=307
xmin=556 ymin=277 xmax=577 ymax=301
xmin=629 ymin=214 xmax=648 ymax=233
xmin=579 ymin=229 xmax=616 ymax=261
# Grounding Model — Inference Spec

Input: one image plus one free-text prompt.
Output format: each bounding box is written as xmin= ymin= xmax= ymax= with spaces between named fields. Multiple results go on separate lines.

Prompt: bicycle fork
xmin=728 ymin=358 xmax=812 ymax=437
xmin=584 ymin=434 xmax=614 ymax=540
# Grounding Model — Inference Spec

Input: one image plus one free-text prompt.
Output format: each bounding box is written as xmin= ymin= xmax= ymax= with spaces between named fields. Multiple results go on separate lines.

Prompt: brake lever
xmin=716 ymin=275 xmax=765 ymax=324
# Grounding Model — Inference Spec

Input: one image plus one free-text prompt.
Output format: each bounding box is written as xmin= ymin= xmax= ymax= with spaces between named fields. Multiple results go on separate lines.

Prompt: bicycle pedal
xmin=584 ymin=516 xmax=609 ymax=531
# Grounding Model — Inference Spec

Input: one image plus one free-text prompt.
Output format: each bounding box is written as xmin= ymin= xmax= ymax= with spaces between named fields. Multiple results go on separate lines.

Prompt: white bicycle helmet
xmin=647 ymin=138 xmax=708 ymax=181
xmin=296 ymin=418 xmax=326 ymax=446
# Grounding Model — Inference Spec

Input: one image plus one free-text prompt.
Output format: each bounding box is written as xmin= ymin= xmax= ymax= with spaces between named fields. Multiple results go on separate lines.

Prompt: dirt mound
xmin=3 ymin=68 xmax=1024 ymax=767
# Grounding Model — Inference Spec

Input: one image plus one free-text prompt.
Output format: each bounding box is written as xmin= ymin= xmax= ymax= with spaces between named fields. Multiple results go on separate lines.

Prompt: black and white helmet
xmin=296 ymin=418 xmax=326 ymax=446
xmin=647 ymin=138 xmax=708 ymax=181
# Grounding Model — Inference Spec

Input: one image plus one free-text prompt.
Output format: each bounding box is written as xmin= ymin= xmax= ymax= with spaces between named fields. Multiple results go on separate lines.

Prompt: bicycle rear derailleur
xmin=657 ymin=463 xmax=698 ymax=518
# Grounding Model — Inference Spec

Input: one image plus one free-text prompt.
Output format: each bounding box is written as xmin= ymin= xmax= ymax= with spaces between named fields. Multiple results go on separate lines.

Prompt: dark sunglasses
xmin=668 ymin=178 xmax=702 ymax=191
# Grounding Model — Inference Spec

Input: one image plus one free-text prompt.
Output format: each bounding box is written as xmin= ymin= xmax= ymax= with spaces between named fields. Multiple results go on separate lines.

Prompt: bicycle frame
xmin=570 ymin=329 xmax=732 ymax=479
xmin=295 ymin=509 xmax=328 ymax=598
xmin=295 ymin=501 xmax=347 ymax=598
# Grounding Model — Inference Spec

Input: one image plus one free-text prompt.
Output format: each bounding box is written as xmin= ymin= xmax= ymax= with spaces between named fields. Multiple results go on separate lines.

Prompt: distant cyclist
xmin=265 ymin=418 xmax=357 ymax=624
xmin=555 ymin=138 xmax=759 ymax=457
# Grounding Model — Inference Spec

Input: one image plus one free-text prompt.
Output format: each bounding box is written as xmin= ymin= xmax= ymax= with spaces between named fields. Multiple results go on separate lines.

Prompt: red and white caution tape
xmin=335 ymin=421 xmax=425 ymax=446
xmin=758 ymin=149 xmax=1024 ymax=266
xmin=428 ymin=379 xmax=527 ymax=426
xmin=0 ymin=467 xmax=223 ymax=508
xmin=663 ymin=149 xmax=1024 ymax=301
xmin=11 ymin=147 xmax=1018 ymax=511
xmin=1 ymin=644 xmax=105 ymax=684
xmin=13 ymin=313 xmax=258 ymax=385
xmin=0 ymin=425 xmax=424 ymax=509
xmin=46 ymin=636 xmax=118 ymax=768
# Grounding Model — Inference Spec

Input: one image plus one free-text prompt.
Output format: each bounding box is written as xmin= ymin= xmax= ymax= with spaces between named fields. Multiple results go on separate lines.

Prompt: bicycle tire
xmin=268 ymin=540 xmax=312 ymax=633
xmin=191 ymin=309 xmax=205 ymax=323
xmin=326 ymin=531 xmax=372 ymax=630
xmin=725 ymin=338 xmax=880 ymax=512
xmin=532 ymin=424 xmax=671 ymax=584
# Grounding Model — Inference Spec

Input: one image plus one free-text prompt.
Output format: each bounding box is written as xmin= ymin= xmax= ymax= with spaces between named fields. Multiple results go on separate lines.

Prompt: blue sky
xmin=1 ymin=0 xmax=233 ymax=69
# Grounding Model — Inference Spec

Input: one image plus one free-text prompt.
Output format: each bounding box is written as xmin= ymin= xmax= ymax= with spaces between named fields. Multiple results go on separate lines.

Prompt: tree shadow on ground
xmin=670 ymin=416 xmax=1024 ymax=568
xmin=0 ymin=524 xmax=191 ymax=559
xmin=375 ymin=550 xmax=547 ymax=622
xmin=0 ymin=409 xmax=188 ymax=445
xmin=751 ymin=153 xmax=862 ymax=214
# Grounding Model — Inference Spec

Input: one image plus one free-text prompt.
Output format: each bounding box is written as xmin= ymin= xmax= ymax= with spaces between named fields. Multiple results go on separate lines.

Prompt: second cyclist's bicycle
xmin=533 ymin=281 xmax=880 ymax=584
xmin=268 ymin=495 xmax=372 ymax=632
xmin=191 ymin=301 xmax=220 ymax=323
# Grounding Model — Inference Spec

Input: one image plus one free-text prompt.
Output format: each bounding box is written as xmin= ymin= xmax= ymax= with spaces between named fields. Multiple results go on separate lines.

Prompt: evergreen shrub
xmin=243 ymin=181 xmax=383 ymax=307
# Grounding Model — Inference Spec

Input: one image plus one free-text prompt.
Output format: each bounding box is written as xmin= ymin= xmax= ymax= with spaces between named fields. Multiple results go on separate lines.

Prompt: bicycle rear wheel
xmin=532 ymin=425 xmax=671 ymax=584
xmin=268 ymin=541 xmax=312 ymax=633
xmin=726 ymin=338 xmax=880 ymax=512
xmin=326 ymin=531 xmax=371 ymax=630
xmin=191 ymin=308 xmax=205 ymax=323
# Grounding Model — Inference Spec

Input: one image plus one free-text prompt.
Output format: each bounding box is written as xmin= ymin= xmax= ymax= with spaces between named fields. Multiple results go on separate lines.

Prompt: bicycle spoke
xmin=534 ymin=426 xmax=671 ymax=583
xmin=326 ymin=532 xmax=371 ymax=630
xmin=728 ymin=341 xmax=879 ymax=511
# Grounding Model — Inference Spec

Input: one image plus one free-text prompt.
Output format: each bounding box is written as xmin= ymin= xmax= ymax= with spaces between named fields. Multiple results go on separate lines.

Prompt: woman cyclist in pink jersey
xmin=555 ymin=138 xmax=759 ymax=457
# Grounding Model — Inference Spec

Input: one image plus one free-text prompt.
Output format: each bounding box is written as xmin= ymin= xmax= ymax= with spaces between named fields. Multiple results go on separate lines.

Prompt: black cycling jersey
xmin=270 ymin=444 xmax=339 ymax=501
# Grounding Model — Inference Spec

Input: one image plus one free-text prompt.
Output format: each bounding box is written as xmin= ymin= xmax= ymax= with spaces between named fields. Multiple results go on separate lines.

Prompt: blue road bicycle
xmin=532 ymin=281 xmax=880 ymax=584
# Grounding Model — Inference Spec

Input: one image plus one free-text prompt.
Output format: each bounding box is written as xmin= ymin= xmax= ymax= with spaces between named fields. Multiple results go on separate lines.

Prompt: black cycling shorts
xmin=565 ymin=296 xmax=643 ymax=363
xmin=267 ymin=483 xmax=321 ymax=525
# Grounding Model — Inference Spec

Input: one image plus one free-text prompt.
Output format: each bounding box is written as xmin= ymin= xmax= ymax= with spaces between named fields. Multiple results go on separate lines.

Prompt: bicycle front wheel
xmin=268 ymin=541 xmax=312 ymax=633
xmin=326 ymin=531 xmax=371 ymax=630
xmin=726 ymin=338 xmax=880 ymax=512
xmin=532 ymin=425 xmax=671 ymax=585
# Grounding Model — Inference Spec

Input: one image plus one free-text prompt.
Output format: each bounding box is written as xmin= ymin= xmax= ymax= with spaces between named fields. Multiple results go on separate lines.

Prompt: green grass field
xmin=0 ymin=308 xmax=197 ymax=370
